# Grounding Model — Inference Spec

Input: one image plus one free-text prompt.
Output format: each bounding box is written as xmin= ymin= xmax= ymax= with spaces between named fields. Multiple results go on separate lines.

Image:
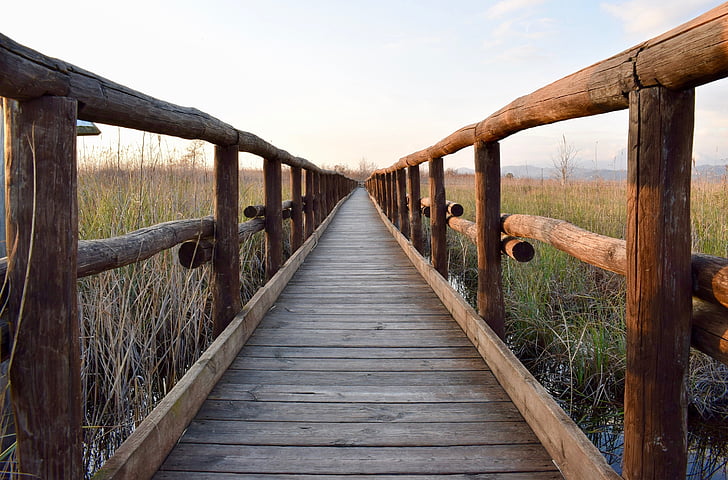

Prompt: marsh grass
xmin=441 ymin=173 xmax=728 ymax=477
xmin=0 ymin=140 xmax=279 ymax=477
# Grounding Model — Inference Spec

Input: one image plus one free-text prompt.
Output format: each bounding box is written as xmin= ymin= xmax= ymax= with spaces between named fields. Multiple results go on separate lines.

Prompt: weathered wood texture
xmin=429 ymin=158 xmax=447 ymax=278
xmin=290 ymin=166 xmax=304 ymax=251
xmin=304 ymin=169 xmax=315 ymax=238
xmin=0 ymin=34 xmax=345 ymax=176
xmin=93 ymin=190 xmax=353 ymax=480
xmin=396 ymin=168 xmax=409 ymax=238
xmin=475 ymin=141 xmax=505 ymax=339
xmin=420 ymin=198 xmax=464 ymax=218
xmin=623 ymin=86 xmax=694 ymax=480
xmin=212 ymin=145 xmax=242 ymax=337
xmin=177 ymin=218 xmax=264 ymax=269
xmin=369 ymin=190 xmax=620 ymax=480
xmin=154 ymin=189 xmax=561 ymax=479
xmin=407 ymin=165 xmax=423 ymax=253
xmin=500 ymin=213 xmax=728 ymax=363
xmin=446 ymin=216 xmax=534 ymax=263
xmin=4 ymin=97 xmax=83 ymax=477
xmin=371 ymin=5 xmax=728 ymax=173
xmin=264 ymin=158 xmax=283 ymax=280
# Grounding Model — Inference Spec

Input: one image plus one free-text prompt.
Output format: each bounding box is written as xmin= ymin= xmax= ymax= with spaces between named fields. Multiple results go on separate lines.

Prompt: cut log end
xmin=178 ymin=240 xmax=213 ymax=269
xmin=502 ymin=236 xmax=535 ymax=262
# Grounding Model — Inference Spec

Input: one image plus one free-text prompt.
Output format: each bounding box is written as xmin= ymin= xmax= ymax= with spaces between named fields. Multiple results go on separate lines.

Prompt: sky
xmin=2 ymin=0 xmax=727 ymax=171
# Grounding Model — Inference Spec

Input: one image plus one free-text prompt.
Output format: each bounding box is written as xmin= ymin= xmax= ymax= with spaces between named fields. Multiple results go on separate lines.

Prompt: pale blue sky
xmin=3 ymin=0 xmax=726 ymax=170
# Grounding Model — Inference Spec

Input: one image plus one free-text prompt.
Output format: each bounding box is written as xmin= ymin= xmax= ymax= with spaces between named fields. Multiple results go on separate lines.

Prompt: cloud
xmin=600 ymin=0 xmax=718 ymax=38
xmin=485 ymin=0 xmax=547 ymax=19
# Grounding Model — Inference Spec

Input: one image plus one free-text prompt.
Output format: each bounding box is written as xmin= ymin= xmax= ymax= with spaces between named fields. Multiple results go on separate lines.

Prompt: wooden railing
xmin=366 ymin=5 xmax=728 ymax=480
xmin=0 ymin=34 xmax=355 ymax=478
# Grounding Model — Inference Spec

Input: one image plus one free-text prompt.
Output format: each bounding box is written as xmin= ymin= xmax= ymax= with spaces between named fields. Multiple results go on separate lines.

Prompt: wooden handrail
xmin=371 ymin=4 xmax=728 ymax=174
xmin=0 ymin=34 xmax=340 ymax=175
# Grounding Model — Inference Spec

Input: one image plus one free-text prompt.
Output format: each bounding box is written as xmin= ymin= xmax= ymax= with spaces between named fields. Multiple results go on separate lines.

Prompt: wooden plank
xmin=207 ymin=384 xmax=511 ymax=403
xmin=5 ymin=96 xmax=83 ymax=478
xmin=179 ymin=420 xmax=540 ymax=446
xmin=238 ymin=346 xmax=481 ymax=359
xmin=157 ymin=444 xmax=558 ymax=475
xmin=94 ymin=190 xmax=354 ymax=480
xmin=212 ymin=144 xmax=242 ymax=336
xmin=229 ymin=357 xmax=484 ymax=371
xmin=369 ymin=191 xmax=618 ymax=480
xmin=214 ymin=370 xmax=496 ymax=386
xmin=255 ymin=320 xmax=459 ymax=330
xmin=623 ymin=86 xmax=694 ymax=480
xmin=156 ymin=473 xmax=563 ymax=480
xmin=245 ymin=330 xmax=474 ymax=347
xmin=195 ymin=401 xmax=523 ymax=423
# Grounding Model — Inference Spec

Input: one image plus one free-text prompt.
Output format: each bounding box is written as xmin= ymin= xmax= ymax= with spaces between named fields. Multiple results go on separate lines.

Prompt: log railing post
xmin=397 ymin=168 xmax=409 ymax=238
xmin=4 ymin=96 xmax=83 ymax=478
xmin=382 ymin=172 xmax=390 ymax=220
xmin=264 ymin=157 xmax=283 ymax=279
xmin=290 ymin=165 xmax=303 ymax=252
xmin=407 ymin=165 xmax=423 ymax=253
xmin=212 ymin=144 xmax=242 ymax=336
xmin=475 ymin=140 xmax=505 ymax=338
xmin=313 ymin=171 xmax=322 ymax=227
xmin=390 ymin=172 xmax=399 ymax=227
xmin=623 ymin=86 xmax=694 ymax=480
xmin=429 ymin=157 xmax=447 ymax=278
xmin=304 ymin=168 xmax=315 ymax=238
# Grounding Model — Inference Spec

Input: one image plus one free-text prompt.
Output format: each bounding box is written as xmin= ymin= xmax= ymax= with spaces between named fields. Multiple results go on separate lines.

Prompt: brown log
xmin=5 ymin=96 xmax=83 ymax=477
xmin=501 ymin=213 xmax=728 ymax=310
xmin=264 ymin=157 xmax=283 ymax=280
xmin=371 ymin=5 xmax=728 ymax=174
xmin=243 ymin=201 xmax=293 ymax=219
xmin=447 ymin=217 xmax=534 ymax=263
xmin=429 ymin=158 xmax=447 ymax=278
xmin=304 ymin=169 xmax=315 ymax=238
xmin=178 ymin=218 xmax=265 ymax=269
xmin=397 ymin=169 xmax=409 ymax=238
xmin=407 ymin=165 xmax=424 ymax=254
xmin=623 ymin=86 xmax=694 ymax=480
xmin=212 ymin=145 xmax=242 ymax=337
xmin=0 ymin=34 xmax=345 ymax=178
xmin=692 ymin=299 xmax=728 ymax=365
xmin=420 ymin=198 xmax=464 ymax=218
xmin=475 ymin=141 xmax=505 ymax=338
xmin=290 ymin=167 xmax=304 ymax=252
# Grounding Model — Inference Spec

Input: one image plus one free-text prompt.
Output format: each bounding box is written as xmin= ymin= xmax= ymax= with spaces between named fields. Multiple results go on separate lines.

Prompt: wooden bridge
xmin=1 ymin=5 xmax=728 ymax=480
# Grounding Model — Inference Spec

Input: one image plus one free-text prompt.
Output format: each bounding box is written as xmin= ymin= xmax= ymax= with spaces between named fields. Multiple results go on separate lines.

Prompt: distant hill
xmin=478 ymin=164 xmax=728 ymax=182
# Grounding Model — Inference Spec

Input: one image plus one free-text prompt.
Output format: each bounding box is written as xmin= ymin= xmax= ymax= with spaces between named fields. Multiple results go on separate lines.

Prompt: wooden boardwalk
xmin=154 ymin=189 xmax=562 ymax=479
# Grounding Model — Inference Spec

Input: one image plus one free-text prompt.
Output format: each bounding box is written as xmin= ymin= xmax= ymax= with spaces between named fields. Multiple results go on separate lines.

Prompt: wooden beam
xmin=407 ymin=165 xmax=423 ymax=254
xmin=623 ymin=86 xmax=694 ymax=480
xmin=4 ymin=96 xmax=83 ymax=478
xmin=371 ymin=5 xmax=728 ymax=174
xmin=264 ymin=157 xmax=283 ymax=280
xmin=304 ymin=169 xmax=315 ymax=238
xmin=290 ymin=166 xmax=303 ymax=252
xmin=396 ymin=169 xmax=409 ymax=238
xmin=429 ymin=157 xmax=447 ymax=278
xmin=475 ymin=140 xmax=505 ymax=339
xmin=212 ymin=144 xmax=242 ymax=337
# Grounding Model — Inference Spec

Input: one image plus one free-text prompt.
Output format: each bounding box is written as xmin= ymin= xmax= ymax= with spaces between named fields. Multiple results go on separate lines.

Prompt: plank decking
xmin=155 ymin=189 xmax=563 ymax=479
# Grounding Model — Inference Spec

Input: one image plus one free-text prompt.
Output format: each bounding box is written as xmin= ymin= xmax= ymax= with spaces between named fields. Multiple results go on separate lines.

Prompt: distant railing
xmin=366 ymin=5 xmax=728 ymax=480
xmin=0 ymin=33 xmax=355 ymax=478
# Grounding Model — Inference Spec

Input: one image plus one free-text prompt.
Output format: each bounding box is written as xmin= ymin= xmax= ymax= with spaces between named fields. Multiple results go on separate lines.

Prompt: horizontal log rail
xmin=178 ymin=218 xmax=265 ymax=269
xmin=420 ymin=197 xmax=463 ymax=217
xmin=244 ymin=200 xmax=295 ymax=218
xmin=371 ymin=4 xmax=728 ymax=174
xmin=446 ymin=216 xmax=534 ymax=263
